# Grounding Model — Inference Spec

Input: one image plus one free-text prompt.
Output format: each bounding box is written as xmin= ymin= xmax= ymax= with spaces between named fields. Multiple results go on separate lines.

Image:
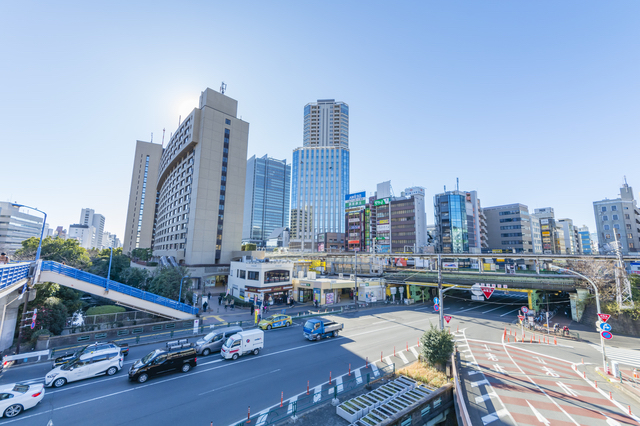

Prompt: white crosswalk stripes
xmin=313 ymin=385 xmax=322 ymax=403
xmin=410 ymin=346 xmax=419 ymax=358
xmin=589 ymin=344 xmax=640 ymax=368
xmin=371 ymin=363 xmax=380 ymax=377
xmin=355 ymin=368 xmax=362 ymax=384
xmin=255 ymin=409 xmax=270 ymax=426
xmin=383 ymin=356 xmax=393 ymax=366
xmin=398 ymin=351 xmax=409 ymax=364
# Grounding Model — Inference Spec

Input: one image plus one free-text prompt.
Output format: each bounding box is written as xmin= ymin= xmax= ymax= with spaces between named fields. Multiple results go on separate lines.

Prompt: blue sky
xmin=1 ymin=1 xmax=639 ymax=239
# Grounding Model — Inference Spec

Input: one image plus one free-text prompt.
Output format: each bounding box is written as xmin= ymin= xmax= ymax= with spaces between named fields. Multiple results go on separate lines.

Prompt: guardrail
xmin=452 ymin=351 xmax=472 ymax=426
xmin=232 ymin=363 xmax=396 ymax=425
xmin=0 ymin=262 xmax=30 ymax=291
xmin=3 ymin=350 xmax=50 ymax=367
xmin=40 ymin=261 xmax=198 ymax=315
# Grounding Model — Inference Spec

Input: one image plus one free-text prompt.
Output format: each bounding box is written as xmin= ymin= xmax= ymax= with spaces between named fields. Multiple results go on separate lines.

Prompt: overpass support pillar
xmin=529 ymin=290 xmax=543 ymax=313
xmin=0 ymin=292 xmax=23 ymax=353
xmin=570 ymin=289 xmax=589 ymax=322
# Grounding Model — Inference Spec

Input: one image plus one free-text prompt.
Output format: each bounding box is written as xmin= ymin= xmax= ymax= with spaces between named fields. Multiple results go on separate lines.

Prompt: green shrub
xmin=30 ymin=329 xmax=52 ymax=344
xmin=420 ymin=324 xmax=455 ymax=369
xmin=86 ymin=305 xmax=126 ymax=316
xmin=146 ymin=262 xmax=158 ymax=267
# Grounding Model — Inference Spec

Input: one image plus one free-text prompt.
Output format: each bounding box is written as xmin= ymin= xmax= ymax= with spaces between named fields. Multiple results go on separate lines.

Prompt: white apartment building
xmin=68 ymin=224 xmax=94 ymax=249
xmin=228 ymin=258 xmax=294 ymax=304
xmin=558 ymin=218 xmax=578 ymax=254
xmin=0 ymin=202 xmax=45 ymax=255
xmin=80 ymin=208 xmax=105 ymax=249
xmin=593 ymin=182 xmax=640 ymax=255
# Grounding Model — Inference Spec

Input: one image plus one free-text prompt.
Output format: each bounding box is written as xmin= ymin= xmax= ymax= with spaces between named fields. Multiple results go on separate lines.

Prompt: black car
xmin=52 ymin=341 xmax=128 ymax=368
xmin=128 ymin=347 xmax=197 ymax=383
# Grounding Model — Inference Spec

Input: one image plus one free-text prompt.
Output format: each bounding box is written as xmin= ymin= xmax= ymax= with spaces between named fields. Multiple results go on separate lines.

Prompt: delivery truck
xmin=220 ymin=329 xmax=264 ymax=360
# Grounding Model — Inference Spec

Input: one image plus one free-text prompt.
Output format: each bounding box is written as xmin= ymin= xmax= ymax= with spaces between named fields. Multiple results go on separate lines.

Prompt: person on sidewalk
xmin=251 ymin=305 xmax=254 ymax=316
xmin=218 ymin=295 xmax=222 ymax=306
xmin=0 ymin=253 xmax=8 ymax=264
xmin=224 ymin=301 xmax=228 ymax=311
xmin=203 ymin=301 xmax=208 ymax=312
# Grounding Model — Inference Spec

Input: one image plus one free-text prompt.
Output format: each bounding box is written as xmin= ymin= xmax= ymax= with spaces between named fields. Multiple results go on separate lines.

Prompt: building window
xmin=613 ymin=215 xmax=619 ymax=220
xmin=613 ymin=224 xmax=620 ymax=229
xmin=628 ymin=234 xmax=633 ymax=239
xmin=630 ymin=243 xmax=635 ymax=248
xmin=626 ymin=214 xmax=631 ymax=220
xmin=601 ymin=206 xmax=607 ymax=212
xmin=238 ymin=270 xmax=246 ymax=279
xmin=603 ymin=216 xmax=608 ymax=221
xmin=604 ymin=225 xmax=610 ymax=230
xmin=225 ymin=119 xmax=231 ymax=125
xmin=605 ymin=234 xmax=611 ymax=239
xmin=611 ymin=206 xmax=617 ymax=211
xmin=247 ymin=271 xmax=259 ymax=281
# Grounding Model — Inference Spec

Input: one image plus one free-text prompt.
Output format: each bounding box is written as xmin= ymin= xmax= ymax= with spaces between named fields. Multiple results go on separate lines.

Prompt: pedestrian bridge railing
xmin=0 ymin=262 xmax=30 ymax=292
xmin=40 ymin=261 xmax=198 ymax=316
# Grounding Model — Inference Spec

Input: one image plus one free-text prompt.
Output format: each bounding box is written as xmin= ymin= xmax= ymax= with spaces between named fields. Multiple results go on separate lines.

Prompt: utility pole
xmin=437 ymin=254 xmax=442 ymax=329
xmin=439 ymin=285 xmax=458 ymax=331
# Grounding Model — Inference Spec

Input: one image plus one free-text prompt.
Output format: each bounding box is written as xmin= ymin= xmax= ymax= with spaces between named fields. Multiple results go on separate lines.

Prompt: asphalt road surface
xmin=1 ymin=291 xmax=639 ymax=426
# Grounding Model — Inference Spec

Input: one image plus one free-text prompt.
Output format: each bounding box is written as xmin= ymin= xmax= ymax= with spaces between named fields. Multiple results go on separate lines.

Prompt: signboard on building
xmin=345 ymin=192 xmax=366 ymax=201
xmin=443 ymin=262 xmax=458 ymax=269
xmin=394 ymin=258 xmax=407 ymax=267
xmin=374 ymin=198 xmax=389 ymax=207
xmin=404 ymin=187 xmax=425 ymax=197
xmin=378 ymin=219 xmax=389 ymax=224
xmin=345 ymin=192 xmax=366 ymax=212
xmin=348 ymin=240 xmax=360 ymax=244
xmin=540 ymin=219 xmax=549 ymax=225
xmin=630 ymin=262 xmax=640 ymax=275
xmin=378 ymin=224 xmax=390 ymax=232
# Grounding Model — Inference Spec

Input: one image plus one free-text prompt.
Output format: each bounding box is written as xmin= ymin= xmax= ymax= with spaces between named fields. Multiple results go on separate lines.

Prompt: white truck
xmin=220 ymin=329 xmax=264 ymax=360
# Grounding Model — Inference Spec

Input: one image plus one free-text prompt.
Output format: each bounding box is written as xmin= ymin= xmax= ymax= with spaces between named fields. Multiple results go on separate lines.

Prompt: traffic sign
xmin=444 ymin=315 xmax=452 ymax=324
xmin=434 ymin=304 xmax=440 ymax=312
xmin=522 ymin=307 xmax=529 ymax=314
xmin=600 ymin=323 xmax=612 ymax=332
xmin=433 ymin=297 xmax=440 ymax=305
xmin=471 ymin=295 xmax=484 ymax=301
xmin=598 ymin=313 xmax=611 ymax=323
xmin=471 ymin=283 xmax=484 ymax=296
xmin=518 ymin=315 xmax=525 ymax=321
xmin=601 ymin=331 xmax=613 ymax=340
xmin=481 ymin=287 xmax=495 ymax=299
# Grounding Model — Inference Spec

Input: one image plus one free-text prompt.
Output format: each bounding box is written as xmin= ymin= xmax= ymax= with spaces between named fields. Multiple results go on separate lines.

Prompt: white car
xmin=0 ymin=383 xmax=45 ymax=418
xmin=45 ymin=348 xmax=123 ymax=388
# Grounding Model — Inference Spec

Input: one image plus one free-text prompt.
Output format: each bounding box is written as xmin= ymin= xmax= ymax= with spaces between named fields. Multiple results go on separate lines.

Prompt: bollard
xmin=246 ymin=406 xmax=251 ymax=423
xmin=307 ymin=381 xmax=309 ymax=395
xmin=530 ymin=335 xmax=532 ymax=343
xmin=457 ymin=325 xmax=459 ymax=333
xmin=136 ymin=335 xmax=140 ymax=344
xmin=349 ymin=364 xmax=351 ymax=376
xmin=280 ymin=392 xmax=283 ymax=407
xmin=610 ymin=391 xmax=612 ymax=400
xmin=595 ymin=380 xmax=597 ymax=388
xmin=329 ymin=371 xmax=332 ymax=385
xmin=407 ymin=342 xmax=408 ymax=351
xmin=554 ymin=337 xmax=557 ymax=345
xmin=582 ymin=358 xmax=584 ymax=365
xmin=381 ymin=351 xmax=383 ymax=362
xmin=170 ymin=330 xmax=174 ymax=338
xmin=630 ymin=405 xmax=632 ymax=415
xmin=583 ymin=371 xmax=586 ymax=379
xmin=394 ymin=346 xmax=396 ymax=357
xmin=366 ymin=357 xmax=369 ymax=368
xmin=418 ymin=338 xmax=420 ymax=346
xmin=367 ymin=373 xmax=370 ymax=384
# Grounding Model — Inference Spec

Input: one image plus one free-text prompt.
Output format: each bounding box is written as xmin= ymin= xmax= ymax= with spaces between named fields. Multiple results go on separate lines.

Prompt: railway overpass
xmin=0 ymin=261 xmax=198 ymax=352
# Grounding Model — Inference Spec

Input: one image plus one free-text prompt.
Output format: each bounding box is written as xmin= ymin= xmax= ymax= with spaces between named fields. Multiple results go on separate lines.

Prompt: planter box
xmin=337 ymin=401 xmax=361 ymax=423
xmin=354 ymin=397 xmax=373 ymax=415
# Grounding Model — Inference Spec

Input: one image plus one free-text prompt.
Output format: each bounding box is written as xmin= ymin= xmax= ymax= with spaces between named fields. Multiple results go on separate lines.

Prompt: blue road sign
xmin=433 ymin=297 xmax=440 ymax=305
xmin=601 ymin=331 xmax=613 ymax=340
xmin=434 ymin=304 xmax=440 ymax=312
xmin=601 ymin=323 xmax=612 ymax=332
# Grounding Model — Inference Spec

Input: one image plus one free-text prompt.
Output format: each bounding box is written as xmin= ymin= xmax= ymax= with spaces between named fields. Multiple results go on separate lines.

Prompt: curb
xmin=594 ymin=367 xmax=640 ymax=406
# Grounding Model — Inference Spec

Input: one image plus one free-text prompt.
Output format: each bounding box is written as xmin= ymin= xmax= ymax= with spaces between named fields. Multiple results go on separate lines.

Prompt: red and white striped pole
xmin=307 ymin=381 xmax=309 ymax=395
xmin=329 ymin=371 xmax=332 ymax=385
xmin=349 ymin=364 xmax=351 ymax=376
xmin=366 ymin=357 xmax=369 ymax=368
xmin=246 ymin=406 xmax=251 ymax=423
xmin=280 ymin=392 xmax=283 ymax=407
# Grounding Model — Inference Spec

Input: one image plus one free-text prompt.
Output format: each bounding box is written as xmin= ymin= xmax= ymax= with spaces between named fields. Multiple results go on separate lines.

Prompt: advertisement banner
xmin=540 ymin=218 xmax=549 ymax=225
xmin=348 ymin=240 xmax=360 ymax=244
xmin=374 ymin=198 xmax=389 ymax=206
xmin=377 ymin=246 xmax=390 ymax=253
xmin=345 ymin=191 xmax=366 ymax=201
xmin=317 ymin=243 xmax=325 ymax=252
xmin=394 ymin=258 xmax=407 ymax=267
xmin=378 ymin=224 xmax=390 ymax=232
xmin=325 ymin=292 xmax=335 ymax=305
xmin=378 ymin=219 xmax=389 ymax=224
xmin=345 ymin=200 xmax=366 ymax=209
xmin=442 ymin=262 xmax=458 ymax=269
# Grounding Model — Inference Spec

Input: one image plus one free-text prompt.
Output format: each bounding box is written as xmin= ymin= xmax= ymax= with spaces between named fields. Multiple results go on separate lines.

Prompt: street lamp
xmin=550 ymin=264 xmax=607 ymax=371
xmin=11 ymin=203 xmax=47 ymax=261
xmin=178 ymin=275 xmax=189 ymax=304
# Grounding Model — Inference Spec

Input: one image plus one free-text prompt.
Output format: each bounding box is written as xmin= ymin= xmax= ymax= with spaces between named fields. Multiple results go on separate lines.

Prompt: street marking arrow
xmin=556 ymin=381 xmax=578 ymax=397
xmin=533 ymin=357 xmax=547 ymax=365
xmin=526 ymin=400 xmax=550 ymax=426
xmin=493 ymin=364 xmax=507 ymax=374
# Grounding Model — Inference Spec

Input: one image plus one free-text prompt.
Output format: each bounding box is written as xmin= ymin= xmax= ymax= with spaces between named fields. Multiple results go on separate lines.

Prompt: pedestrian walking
xmin=224 ymin=301 xmax=228 ymax=311
xmin=218 ymin=295 xmax=222 ymax=305
xmin=0 ymin=253 xmax=8 ymax=264
xmin=251 ymin=305 xmax=255 ymax=316
xmin=203 ymin=301 xmax=208 ymax=312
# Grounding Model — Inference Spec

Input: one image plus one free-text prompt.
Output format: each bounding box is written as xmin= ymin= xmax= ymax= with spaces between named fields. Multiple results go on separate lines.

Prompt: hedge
xmin=86 ymin=305 xmax=127 ymax=316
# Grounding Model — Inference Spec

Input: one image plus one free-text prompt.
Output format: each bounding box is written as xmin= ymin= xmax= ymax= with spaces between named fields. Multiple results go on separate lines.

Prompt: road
xmin=0 ymin=291 xmax=638 ymax=426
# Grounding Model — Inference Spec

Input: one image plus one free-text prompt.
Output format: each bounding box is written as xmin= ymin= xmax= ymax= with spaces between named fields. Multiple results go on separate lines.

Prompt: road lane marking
xmin=398 ymin=351 xmax=409 ymax=364
xmin=371 ymin=363 xmax=379 ymax=377
xmin=355 ymin=368 xmax=362 ymax=384
xmin=328 ymin=376 xmax=343 ymax=394
xmin=526 ymin=400 xmax=550 ymax=426
xmin=313 ymin=385 xmax=322 ymax=403
xmin=471 ymin=379 xmax=489 ymax=387
xmin=409 ymin=347 xmax=419 ymax=358
xmin=556 ymin=381 xmax=578 ymax=397
xmin=475 ymin=392 xmax=497 ymax=404
xmin=383 ymin=356 xmax=393 ymax=366
xmin=499 ymin=308 xmax=520 ymax=317
xmin=458 ymin=305 xmax=482 ymax=313
xmin=481 ymin=409 xmax=509 ymax=425
xmin=199 ymin=369 xmax=280 ymax=396
xmin=481 ymin=306 xmax=504 ymax=314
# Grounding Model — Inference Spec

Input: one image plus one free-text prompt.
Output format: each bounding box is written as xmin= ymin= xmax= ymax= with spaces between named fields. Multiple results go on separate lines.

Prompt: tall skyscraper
xmin=242 ymin=154 xmax=291 ymax=247
xmin=290 ymin=99 xmax=349 ymax=251
xmin=123 ymin=140 xmax=163 ymax=254
xmin=79 ymin=208 xmax=105 ymax=248
xmin=151 ymin=88 xmax=249 ymax=264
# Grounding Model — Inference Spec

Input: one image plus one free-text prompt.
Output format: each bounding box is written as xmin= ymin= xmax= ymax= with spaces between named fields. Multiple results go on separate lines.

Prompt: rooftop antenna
xmin=150 ymin=132 xmax=153 ymax=143
xmin=624 ymin=175 xmax=628 ymax=185
xmin=161 ymin=129 xmax=166 ymax=147
xmin=220 ymin=82 xmax=227 ymax=94
xmin=178 ymin=115 xmax=181 ymax=126
xmin=456 ymin=178 xmax=459 ymax=192
xmin=444 ymin=185 xmax=446 ymax=192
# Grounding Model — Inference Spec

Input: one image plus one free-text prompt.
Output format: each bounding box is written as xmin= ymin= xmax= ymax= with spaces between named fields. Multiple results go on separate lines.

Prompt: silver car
xmin=195 ymin=326 xmax=243 ymax=356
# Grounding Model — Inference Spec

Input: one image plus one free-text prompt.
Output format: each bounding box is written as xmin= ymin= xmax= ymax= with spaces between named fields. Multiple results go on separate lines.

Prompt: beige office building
xmin=123 ymin=140 xmax=163 ymax=255
xmin=152 ymin=88 xmax=249 ymax=265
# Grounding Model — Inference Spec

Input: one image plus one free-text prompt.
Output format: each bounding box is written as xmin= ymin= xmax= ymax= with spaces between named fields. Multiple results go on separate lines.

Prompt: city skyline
xmin=2 ymin=2 xmax=639 ymax=241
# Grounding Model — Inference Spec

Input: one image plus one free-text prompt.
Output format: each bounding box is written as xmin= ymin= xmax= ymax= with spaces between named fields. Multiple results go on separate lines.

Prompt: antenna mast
xmin=613 ymin=230 xmax=634 ymax=309
xmin=220 ymin=82 xmax=227 ymax=94
xmin=161 ymin=128 xmax=166 ymax=147
xmin=150 ymin=132 xmax=153 ymax=143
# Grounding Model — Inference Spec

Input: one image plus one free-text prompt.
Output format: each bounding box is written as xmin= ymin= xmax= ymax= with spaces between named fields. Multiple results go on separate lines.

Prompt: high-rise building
xmin=530 ymin=215 xmax=543 ymax=253
xmin=558 ymin=218 xmax=578 ymax=254
xmin=593 ymin=182 xmax=640 ymax=255
xmin=123 ymin=140 xmax=163 ymax=255
xmin=79 ymin=208 xmax=105 ymax=249
xmin=433 ymin=189 xmax=485 ymax=254
xmin=483 ymin=203 xmax=534 ymax=253
xmin=532 ymin=207 xmax=563 ymax=254
xmin=290 ymin=99 xmax=349 ymax=251
xmin=103 ymin=232 xmax=122 ymax=249
xmin=68 ymin=224 xmax=94 ymax=249
xmin=151 ymin=88 xmax=249 ymax=264
xmin=54 ymin=226 xmax=67 ymax=239
xmin=242 ymin=155 xmax=291 ymax=248
xmin=577 ymin=225 xmax=592 ymax=255
xmin=0 ymin=202 xmax=45 ymax=255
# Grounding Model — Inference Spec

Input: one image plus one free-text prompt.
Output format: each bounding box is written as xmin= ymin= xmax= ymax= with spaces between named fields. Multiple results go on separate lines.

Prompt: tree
xmin=30 ymin=282 xmax=83 ymax=319
xmin=22 ymin=296 xmax=69 ymax=341
xmin=420 ymin=324 xmax=455 ymax=369
xmin=88 ymin=248 xmax=130 ymax=282
xmin=148 ymin=266 xmax=192 ymax=302
xmin=120 ymin=267 xmax=151 ymax=290
xmin=565 ymin=259 xmax=617 ymax=305
xmin=131 ymin=248 xmax=153 ymax=261
xmin=242 ymin=243 xmax=257 ymax=251
xmin=14 ymin=236 xmax=91 ymax=270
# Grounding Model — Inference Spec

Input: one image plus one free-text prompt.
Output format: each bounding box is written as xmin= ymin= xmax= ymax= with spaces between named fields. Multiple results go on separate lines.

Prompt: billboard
xmin=394 ymin=258 xmax=407 ymax=267
xmin=442 ymin=262 xmax=458 ymax=269
xmin=378 ymin=219 xmax=389 ymax=224
xmin=378 ymin=224 xmax=390 ymax=232
xmin=374 ymin=198 xmax=389 ymax=207
xmin=345 ymin=191 xmax=366 ymax=201
xmin=345 ymin=192 xmax=366 ymax=212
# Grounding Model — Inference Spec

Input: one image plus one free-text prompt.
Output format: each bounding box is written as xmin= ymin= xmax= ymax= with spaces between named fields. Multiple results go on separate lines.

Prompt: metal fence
xmin=41 ymin=261 xmax=198 ymax=315
xmin=232 ymin=363 xmax=396 ymax=426
xmin=0 ymin=262 xmax=29 ymax=291
xmin=66 ymin=311 xmax=156 ymax=327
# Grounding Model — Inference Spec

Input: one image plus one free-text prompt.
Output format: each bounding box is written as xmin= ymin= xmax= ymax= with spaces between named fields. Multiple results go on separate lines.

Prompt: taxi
xmin=258 ymin=314 xmax=292 ymax=330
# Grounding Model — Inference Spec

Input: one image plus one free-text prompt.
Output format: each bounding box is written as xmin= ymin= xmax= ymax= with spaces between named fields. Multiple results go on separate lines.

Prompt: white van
xmin=45 ymin=348 xmax=123 ymax=388
xmin=220 ymin=330 xmax=264 ymax=360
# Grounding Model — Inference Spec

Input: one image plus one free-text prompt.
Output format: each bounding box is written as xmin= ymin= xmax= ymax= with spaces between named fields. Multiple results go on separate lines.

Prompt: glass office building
xmin=290 ymin=99 xmax=349 ymax=251
xmin=434 ymin=192 xmax=469 ymax=253
xmin=242 ymin=155 xmax=291 ymax=247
